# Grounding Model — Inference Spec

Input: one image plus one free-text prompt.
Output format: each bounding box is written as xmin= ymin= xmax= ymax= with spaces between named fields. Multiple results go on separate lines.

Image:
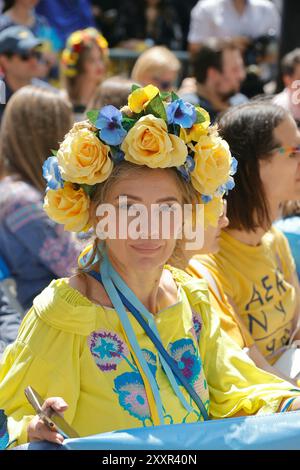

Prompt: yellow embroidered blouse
xmin=0 ymin=267 xmax=298 ymax=446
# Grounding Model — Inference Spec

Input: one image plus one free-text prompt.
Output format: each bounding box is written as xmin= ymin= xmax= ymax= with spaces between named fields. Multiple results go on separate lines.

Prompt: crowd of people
xmin=0 ymin=0 xmax=300 ymax=450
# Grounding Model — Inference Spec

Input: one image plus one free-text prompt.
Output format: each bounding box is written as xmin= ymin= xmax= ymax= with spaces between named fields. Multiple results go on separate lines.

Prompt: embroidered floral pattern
xmin=142 ymin=349 xmax=157 ymax=377
xmin=88 ymin=329 xmax=129 ymax=371
xmin=168 ymin=338 xmax=201 ymax=385
xmin=114 ymin=372 xmax=151 ymax=423
xmin=191 ymin=310 xmax=203 ymax=342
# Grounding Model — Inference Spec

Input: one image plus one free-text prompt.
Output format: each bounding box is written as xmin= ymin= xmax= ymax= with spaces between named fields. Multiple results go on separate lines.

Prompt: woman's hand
xmin=27 ymin=397 xmax=68 ymax=444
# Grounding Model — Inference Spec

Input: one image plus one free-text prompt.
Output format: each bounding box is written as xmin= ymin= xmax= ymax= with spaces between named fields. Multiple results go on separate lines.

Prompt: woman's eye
xmin=159 ymin=204 xmax=175 ymax=212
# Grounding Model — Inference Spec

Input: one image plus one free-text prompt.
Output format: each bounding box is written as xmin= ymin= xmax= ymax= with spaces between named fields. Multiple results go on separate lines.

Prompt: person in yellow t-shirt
xmin=192 ymin=100 xmax=300 ymax=383
xmin=187 ymin=198 xmax=254 ymax=351
xmin=1 ymin=91 xmax=300 ymax=449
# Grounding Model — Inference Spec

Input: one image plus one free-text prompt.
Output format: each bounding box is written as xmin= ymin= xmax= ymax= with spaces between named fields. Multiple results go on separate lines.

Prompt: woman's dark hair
xmin=3 ymin=1 xmax=15 ymax=12
xmin=217 ymin=100 xmax=288 ymax=232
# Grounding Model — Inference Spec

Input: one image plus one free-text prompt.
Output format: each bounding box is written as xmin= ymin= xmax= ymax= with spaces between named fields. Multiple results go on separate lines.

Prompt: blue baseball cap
xmin=0 ymin=25 xmax=42 ymax=55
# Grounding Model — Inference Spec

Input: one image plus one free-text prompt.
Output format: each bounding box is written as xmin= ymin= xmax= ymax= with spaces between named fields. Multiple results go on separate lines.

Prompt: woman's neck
xmin=197 ymin=83 xmax=230 ymax=110
xmin=7 ymin=5 xmax=34 ymax=27
xmin=109 ymin=256 xmax=173 ymax=313
xmin=226 ymin=199 xmax=281 ymax=246
xmin=70 ymin=77 xmax=98 ymax=107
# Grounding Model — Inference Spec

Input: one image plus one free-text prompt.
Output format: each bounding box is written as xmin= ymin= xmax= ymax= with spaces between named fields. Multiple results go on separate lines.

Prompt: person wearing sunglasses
xmin=193 ymin=100 xmax=300 ymax=382
xmin=0 ymin=25 xmax=52 ymax=122
xmin=131 ymin=46 xmax=181 ymax=92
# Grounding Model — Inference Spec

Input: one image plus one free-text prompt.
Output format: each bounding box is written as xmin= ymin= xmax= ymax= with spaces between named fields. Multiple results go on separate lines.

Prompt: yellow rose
xmin=121 ymin=114 xmax=187 ymax=168
xmin=180 ymin=107 xmax=210 ymax=144
xmin=44 ymin=183 xmax=90 ymax=232
xmin=57 ymin=126 xmax=113 ymax=185
xmin=190 ymin=135 xmax=232 ymax=196
xmin=128 ymin=85 xmax=160 ymax=113
xmin=204 ymin=196 xmax=224 ymax=228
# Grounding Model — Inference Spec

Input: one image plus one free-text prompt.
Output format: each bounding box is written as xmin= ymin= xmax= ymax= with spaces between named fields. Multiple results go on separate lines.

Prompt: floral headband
xmin=42 ymin=85 xmax=237 ymax=232
xmin=61 ymin=27 xmax=108 ymax=77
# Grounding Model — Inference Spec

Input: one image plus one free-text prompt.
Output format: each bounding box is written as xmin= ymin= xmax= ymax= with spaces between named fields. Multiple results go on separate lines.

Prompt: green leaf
xmin=131 ymin=83 xmax=141 ymax=92
xmin=145 ymin=93 xmax=167 ymax=122
xmin=87 ymin=109 xmax=99 ymax=126
xmin=168 ymin=123 xmax=181 ymax=137
xmin=171 ymin=91 xmax=180 ymax=102
xmin=122 ymin=116 xmax=136 ymax=132
xmin=160 ymin=91 xmax=171 ymax=101
xmin=195 ymin=110 xmax=206 ymax=124
xmin=80 ymin=184 xmax=97 ymax=197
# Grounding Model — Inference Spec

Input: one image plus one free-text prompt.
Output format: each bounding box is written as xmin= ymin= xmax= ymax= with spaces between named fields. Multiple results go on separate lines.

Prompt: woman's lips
xmin=129 ymin=244 xmax=162 ymax=254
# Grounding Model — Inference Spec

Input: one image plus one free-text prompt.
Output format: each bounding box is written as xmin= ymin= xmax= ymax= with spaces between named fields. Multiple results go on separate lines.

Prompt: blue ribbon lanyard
xmin=97 ymin=252 xmax=206 ymax=416
xmin=99 ymin=255 xmax=166 ymax=424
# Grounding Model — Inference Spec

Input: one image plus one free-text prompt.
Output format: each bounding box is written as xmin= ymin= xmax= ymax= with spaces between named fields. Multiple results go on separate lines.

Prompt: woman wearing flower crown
xmin=61 ymin=27 xmax=108 ymax=122
xmin=1 ymin=86 xmax=300 ymax=447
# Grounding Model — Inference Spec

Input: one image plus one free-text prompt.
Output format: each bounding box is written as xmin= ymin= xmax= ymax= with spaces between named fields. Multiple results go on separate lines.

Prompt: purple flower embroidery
xmin=114 ymin=372 xmax=151 ymax=422
xmin=88 ymin=330 xmax=129 ymax=371
xmin=168 ymin=338 xmax=201 ymax=385
xmin=191 ymin=310 xmax=203 ymax=342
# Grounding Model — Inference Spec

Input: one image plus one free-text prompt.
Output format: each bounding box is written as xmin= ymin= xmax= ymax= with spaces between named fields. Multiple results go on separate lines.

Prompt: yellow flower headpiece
xmin=61 ymin=27 xmax=108 ymax=77
xmin=43 ymin=85 xmax=237 ymax=232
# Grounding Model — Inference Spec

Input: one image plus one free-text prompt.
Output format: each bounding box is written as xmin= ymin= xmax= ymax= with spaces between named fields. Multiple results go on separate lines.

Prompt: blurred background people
xmin=0 ymin=284 xmax=21 ymax=359
xmin=0 ymin=0 xmax=62 ymax=81
xmin=188 ymin=0 xmax=280 ymax=55
xmin=131 ymin=45 xmax=181 ymax=91
xmin=0 ymin=0 xmax=62 ymax=51
xmin=112 ymin=0 xmax=183 ymax=51
xmin=0 ymin=86 xmax=81 ymax=311
xmin=179 ymin=39 xmax=247 ymax=122
xmin=61 ymin=27 xmax=108 ymax=121
xmin=0 ymin=25 xmax=53 ymax=122
xmin=89 ymin=75 xmax=133 ymax=110
xmin=36 ymin=0 xmax=95 ymax=47
xmin=274 ymin=48 xmax=300 ymax=126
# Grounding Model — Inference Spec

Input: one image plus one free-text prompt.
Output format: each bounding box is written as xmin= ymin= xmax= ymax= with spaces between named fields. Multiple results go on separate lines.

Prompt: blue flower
xmin=96 ymin=105 xmax=127 ymax=146
xmin=230 ymin=156 xmax=238 ymax=175
xmin=176 ymin=155 xmax=195 ymax=182
xmin=42 ymin=156 xmax=64 ymax=191
xmin=201 ymin=195 xmax=213 ymax=203
xmin=110 ymin=146 xmax=125 ymax=163
xmin=216 ymin=177 xmax=235 ymax=196
xmin=167 ymin=99 xmax=197 ymax=128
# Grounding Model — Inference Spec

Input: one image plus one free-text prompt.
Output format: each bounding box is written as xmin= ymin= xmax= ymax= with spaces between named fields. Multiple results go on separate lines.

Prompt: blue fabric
xmin=36 ymin=0 xmax=95 ymax=46
xmin=274 ymin=217 xmax=300 ymax=280
xmin=61 ymin=410 xmax=300 ymax=450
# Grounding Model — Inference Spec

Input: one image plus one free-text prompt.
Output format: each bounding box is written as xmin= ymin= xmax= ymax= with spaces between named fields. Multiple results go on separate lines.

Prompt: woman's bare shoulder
xmin=68 ymin=272 xmax=113 ymax=308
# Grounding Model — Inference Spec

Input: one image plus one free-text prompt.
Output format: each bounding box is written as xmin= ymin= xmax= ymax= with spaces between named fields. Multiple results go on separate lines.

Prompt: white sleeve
xmin=264 ymin=3 xmax=281 ymax=36
xmin=187 ymin=2 xmax=216 ymax=44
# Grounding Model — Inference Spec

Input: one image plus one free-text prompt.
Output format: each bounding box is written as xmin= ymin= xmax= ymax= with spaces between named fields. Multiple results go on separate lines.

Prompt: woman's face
xmin=141 ymin=69 xmax=178 ymax=92
xmin=199 ymin=200 xmax=229 ymax=255
xmin=97 ymin=168 xmax=183 ymax=273
xmin=83 ymin=43 xmax=106 ymax=85
xmin=259 ymin=114 xmax=300 ymax=205
xmin=17 ymin=0 xmax=39 ymax=8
